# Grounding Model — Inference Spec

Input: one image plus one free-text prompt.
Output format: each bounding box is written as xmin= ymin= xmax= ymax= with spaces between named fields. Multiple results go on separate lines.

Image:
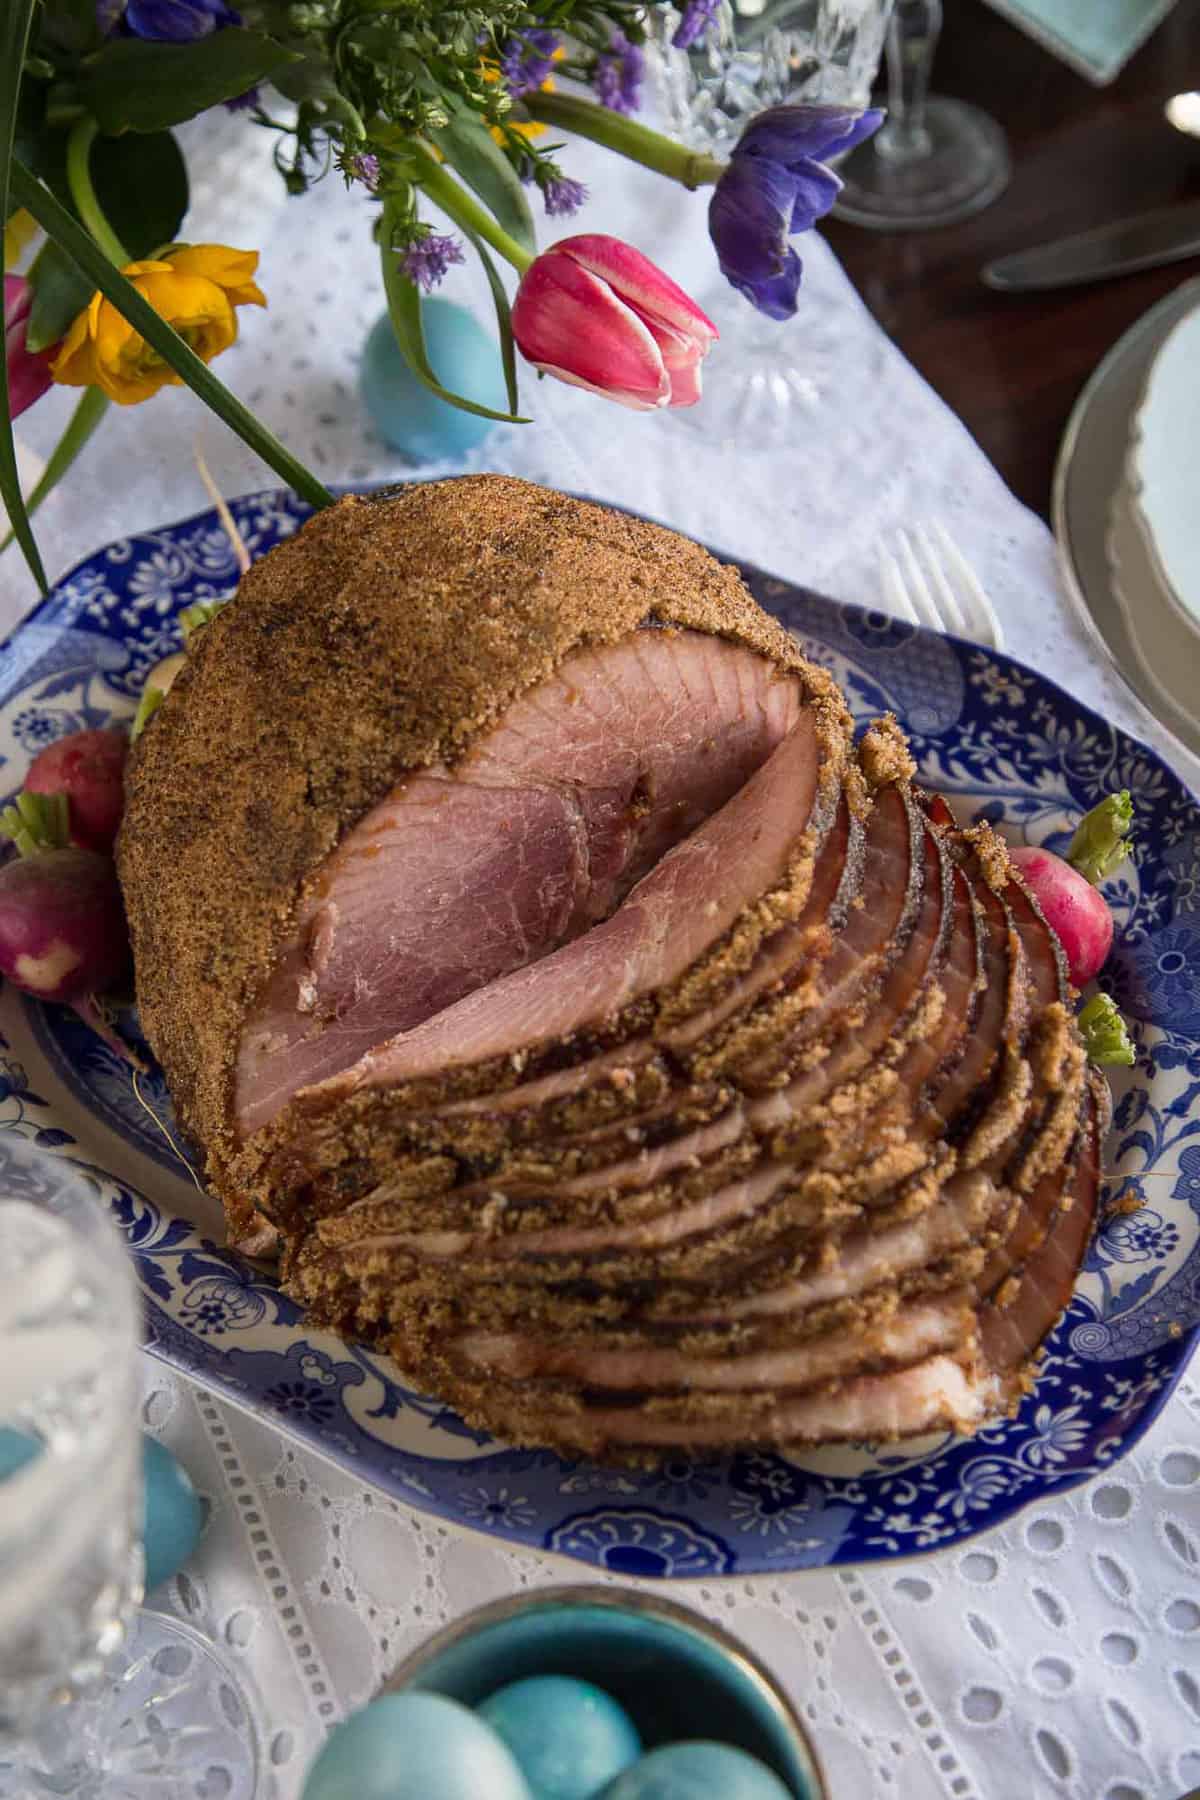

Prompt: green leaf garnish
xmin=1079 ymin=993 xmax=1136 ymax=1067
xmin=1067 ymin=791 xmax=1134 ymax=886
xmin=0 ymin=788 xmax=70 ymax=856
xmin=179 ymin=599 xmax=225 ymax=639
xmin=131 ymin=683 xmax=165 ymax=742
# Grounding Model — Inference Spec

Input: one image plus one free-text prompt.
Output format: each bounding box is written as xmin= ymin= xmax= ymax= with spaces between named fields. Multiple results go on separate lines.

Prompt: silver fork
xmin=876 ymin=523 xmax=1005 ymax=650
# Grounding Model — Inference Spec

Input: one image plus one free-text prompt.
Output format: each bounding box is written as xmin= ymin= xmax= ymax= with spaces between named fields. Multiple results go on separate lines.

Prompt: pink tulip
xmin=5 ymin=275 xmax=53 ymax=419
xmin=511 ymin=234 xmax=717 ymax=410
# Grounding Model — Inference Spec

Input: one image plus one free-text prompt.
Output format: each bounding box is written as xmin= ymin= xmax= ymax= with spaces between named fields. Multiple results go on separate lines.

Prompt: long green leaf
xmin=427 ymin=110 xmax=536 ymax=258
xmin=380 ymin=234 xmax=527 ymax=426
xmin=26 ymin=235 xmax=92 ymax=352
xmin=0 ymin=0 xmax=48 ymax=594
xmin=81 ymin=31 xmax=299 ymax=134
xmin=12 ymin=159 xmax=335 ymax=511
xmin=0 ymin=385 xmax=108 ymax=553
xmin=93 ymin=128 xmax=189 ymax=259
xmin=459 ymin=225 xmax=519 ymax=417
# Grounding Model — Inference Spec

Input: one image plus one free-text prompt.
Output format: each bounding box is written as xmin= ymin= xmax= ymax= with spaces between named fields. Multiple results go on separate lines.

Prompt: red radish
xmin=1008 ymin=791 xmax=1133 ymax=987
xmin=25 ymin=727 xmax=128 ymax=852
xmin=1009 ymin=845 xmax=1113 ymax=985
xmin=0 ymin=849 xmax=134 ymax=1056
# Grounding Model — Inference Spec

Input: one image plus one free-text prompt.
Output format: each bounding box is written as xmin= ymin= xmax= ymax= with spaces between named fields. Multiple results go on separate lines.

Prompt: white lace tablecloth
xmin=6 ymin=112 xmax=1200 ymax=1800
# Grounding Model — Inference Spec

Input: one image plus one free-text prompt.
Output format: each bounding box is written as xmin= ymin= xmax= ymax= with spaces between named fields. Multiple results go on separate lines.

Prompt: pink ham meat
xmin=236 ymin=631 xmax=806 ymax=1135
xmin=294 ymin=700 xmax=822 ymax=1100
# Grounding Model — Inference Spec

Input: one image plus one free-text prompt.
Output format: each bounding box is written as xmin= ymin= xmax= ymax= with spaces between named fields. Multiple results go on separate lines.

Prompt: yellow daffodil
xmin=51 ymin=244 xmax=265 ymax=406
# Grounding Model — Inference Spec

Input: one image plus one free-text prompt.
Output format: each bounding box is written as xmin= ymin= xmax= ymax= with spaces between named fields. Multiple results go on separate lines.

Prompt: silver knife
xmin=982 ymin=200 xmax=1200 ymax=292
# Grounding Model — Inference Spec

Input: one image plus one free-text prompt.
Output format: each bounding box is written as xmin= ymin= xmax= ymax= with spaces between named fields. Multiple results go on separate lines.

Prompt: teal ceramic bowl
xmin=380 ymin=1586 xmax=827 ymax=1799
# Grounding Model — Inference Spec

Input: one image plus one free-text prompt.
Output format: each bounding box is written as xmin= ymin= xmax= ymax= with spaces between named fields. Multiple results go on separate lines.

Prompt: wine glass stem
xmin=878 ymin=0 xmax=941 ymax=163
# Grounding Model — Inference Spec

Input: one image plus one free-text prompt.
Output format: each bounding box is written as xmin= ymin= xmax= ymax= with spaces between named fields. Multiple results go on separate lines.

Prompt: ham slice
xmin=236 ymin=633 xmax=804 ymax=1135
xmin=299 ymin=706 xmax=823 ymax=1098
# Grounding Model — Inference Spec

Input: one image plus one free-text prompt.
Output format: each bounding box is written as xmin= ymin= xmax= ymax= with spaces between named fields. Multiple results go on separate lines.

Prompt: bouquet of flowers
xmin=2 ymin=0 xmax=879 ymax=592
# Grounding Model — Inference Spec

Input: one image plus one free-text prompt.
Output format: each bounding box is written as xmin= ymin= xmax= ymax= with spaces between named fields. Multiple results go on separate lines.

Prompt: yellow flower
xmin=51 ymin=244 xmax=266 ymax=407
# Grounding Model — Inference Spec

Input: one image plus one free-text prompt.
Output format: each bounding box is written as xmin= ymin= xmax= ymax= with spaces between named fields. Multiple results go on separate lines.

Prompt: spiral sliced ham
xmin=117 ymin=476 xmax=1107 ymax=1462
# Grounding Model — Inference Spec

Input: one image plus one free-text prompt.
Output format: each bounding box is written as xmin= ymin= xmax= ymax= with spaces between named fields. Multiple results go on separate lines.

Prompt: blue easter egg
xmin=0 ymin=1426 xmax=41 ymax=1481
xmin=302 ymin=1692 xmax=534 ymax=1800
xmin=142 ymin=1436 xmax=204 ymax=1593
xmin=479 ymin=1674 xmax=641 ymax=1800
xmin=360 ymin=301 xmax=508 ymax=463
xmin=597 ymin=1741 xmax=794 ymax=1800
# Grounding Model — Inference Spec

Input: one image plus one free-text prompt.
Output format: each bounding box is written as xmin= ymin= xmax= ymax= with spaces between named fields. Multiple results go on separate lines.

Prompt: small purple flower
xmin=347 ymin=152 xmax=380 ymax=190
xmin=593 ymin=29 xmax=644 ymax=114
xmin=708 ymin=102 xmax=882 ymax=319
xmin=673 ymin=0 xmax=721 ymax=51
xmin=500 ymin=28 xmax=560 ymax=96
xmin=541 ymin=174 xmax=588 ymax=218
xmin=123 ymin=0 xmax=238 ymax=38
xmin=398 ymin=233 xmax=466 ymax=293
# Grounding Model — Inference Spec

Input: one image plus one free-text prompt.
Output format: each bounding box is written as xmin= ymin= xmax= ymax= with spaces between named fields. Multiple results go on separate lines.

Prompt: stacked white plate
xmin=1106 ymin=297 xmax=1200 ymax=747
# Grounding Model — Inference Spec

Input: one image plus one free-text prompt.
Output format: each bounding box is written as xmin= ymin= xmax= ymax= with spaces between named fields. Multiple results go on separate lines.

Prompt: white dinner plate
xmin=1053 ymin=279 xmax=1200 ymax=761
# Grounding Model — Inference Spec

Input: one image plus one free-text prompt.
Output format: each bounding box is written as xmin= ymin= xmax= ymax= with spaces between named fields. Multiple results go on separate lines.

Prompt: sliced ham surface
xmin=486 ymin=1351 xmax=998 ymax=1452
xmin=298 ymin=705 xmax=823 ymax=1099
xmin=236 ymin=632 xmax=805 ymax=1136
xmin=455 ymin=1293 xmax=968 ymax=1392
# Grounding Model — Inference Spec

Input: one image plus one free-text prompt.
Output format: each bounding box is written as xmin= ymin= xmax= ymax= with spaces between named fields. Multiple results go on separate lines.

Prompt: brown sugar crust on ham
xmin=117 ymin=477 xmax=851 ymax=1230
xmin=119 ymin=478 xmax=1107 ymax=1462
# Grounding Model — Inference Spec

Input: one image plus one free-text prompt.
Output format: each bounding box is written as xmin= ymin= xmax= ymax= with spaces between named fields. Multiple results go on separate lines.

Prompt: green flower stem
xmin=527 ymin=91 xmax=726 ymax=190
xmin=65 ymin=117 xmax=129 ymax=266
xmin=409 ymin=141 xmax=533 ymax=272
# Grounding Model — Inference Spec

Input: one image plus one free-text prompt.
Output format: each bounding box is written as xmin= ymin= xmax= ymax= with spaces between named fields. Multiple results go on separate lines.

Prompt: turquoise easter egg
xmin=301 ymin=1692 xmax=534 ymax=1800
xmin=360 ymin=301 xmax=508 ymax=463
xmin=0 ymin=1426 xmax=41 ymax=1480
xmin=142 ymin=1436 xmax=204 ymax=1593
xmin=598 ymin=1741 xmax=794 ymax=1799
xmin=479 ymin=1674 xmax=641 ymax=1800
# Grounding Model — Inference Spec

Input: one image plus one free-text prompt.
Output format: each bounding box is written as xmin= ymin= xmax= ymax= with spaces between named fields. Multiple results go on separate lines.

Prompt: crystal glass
xmin=653 ymin=0 xmax=893 ymax=152
xmin=649 ymin=0 xmax=894 ymax=446
xmin=0 ymin=1139 xmax=260 ymax=1798
xmin=833 ymin=0 xmax=1011 ymax=228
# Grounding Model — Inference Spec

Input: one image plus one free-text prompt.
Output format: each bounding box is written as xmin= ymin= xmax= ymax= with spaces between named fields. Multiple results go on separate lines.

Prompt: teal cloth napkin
xmin=982 ymin=0 xmax=1178 ymax=84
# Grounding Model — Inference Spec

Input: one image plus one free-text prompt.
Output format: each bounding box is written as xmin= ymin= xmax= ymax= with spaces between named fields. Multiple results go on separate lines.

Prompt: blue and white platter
xmin=0 ymin=488 xmax=1197 ymax=1578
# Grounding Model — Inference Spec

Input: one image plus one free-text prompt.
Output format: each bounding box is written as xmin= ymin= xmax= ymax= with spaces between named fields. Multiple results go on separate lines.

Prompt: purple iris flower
xmin=673 ymin=0 xmax=721 ymax=51
xmin=500 ymin=28 xmax=560 ymax=95
xmin=593 ymin=29 xmax=644 ymax=114
xmin=708 ymin=103 xmax=882 ymax=319
xmin=123 ymin=0 xmax=238 ymax=38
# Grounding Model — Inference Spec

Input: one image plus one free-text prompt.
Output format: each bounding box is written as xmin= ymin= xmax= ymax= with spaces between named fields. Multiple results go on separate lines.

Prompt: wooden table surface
xmin=823 ymin=0 xmax=1200 ymax=519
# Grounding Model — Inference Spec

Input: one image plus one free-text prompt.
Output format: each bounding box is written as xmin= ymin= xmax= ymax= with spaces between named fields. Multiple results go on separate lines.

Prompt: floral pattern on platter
xmin=0 ymin=490 xmax=1195 ymax=1578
